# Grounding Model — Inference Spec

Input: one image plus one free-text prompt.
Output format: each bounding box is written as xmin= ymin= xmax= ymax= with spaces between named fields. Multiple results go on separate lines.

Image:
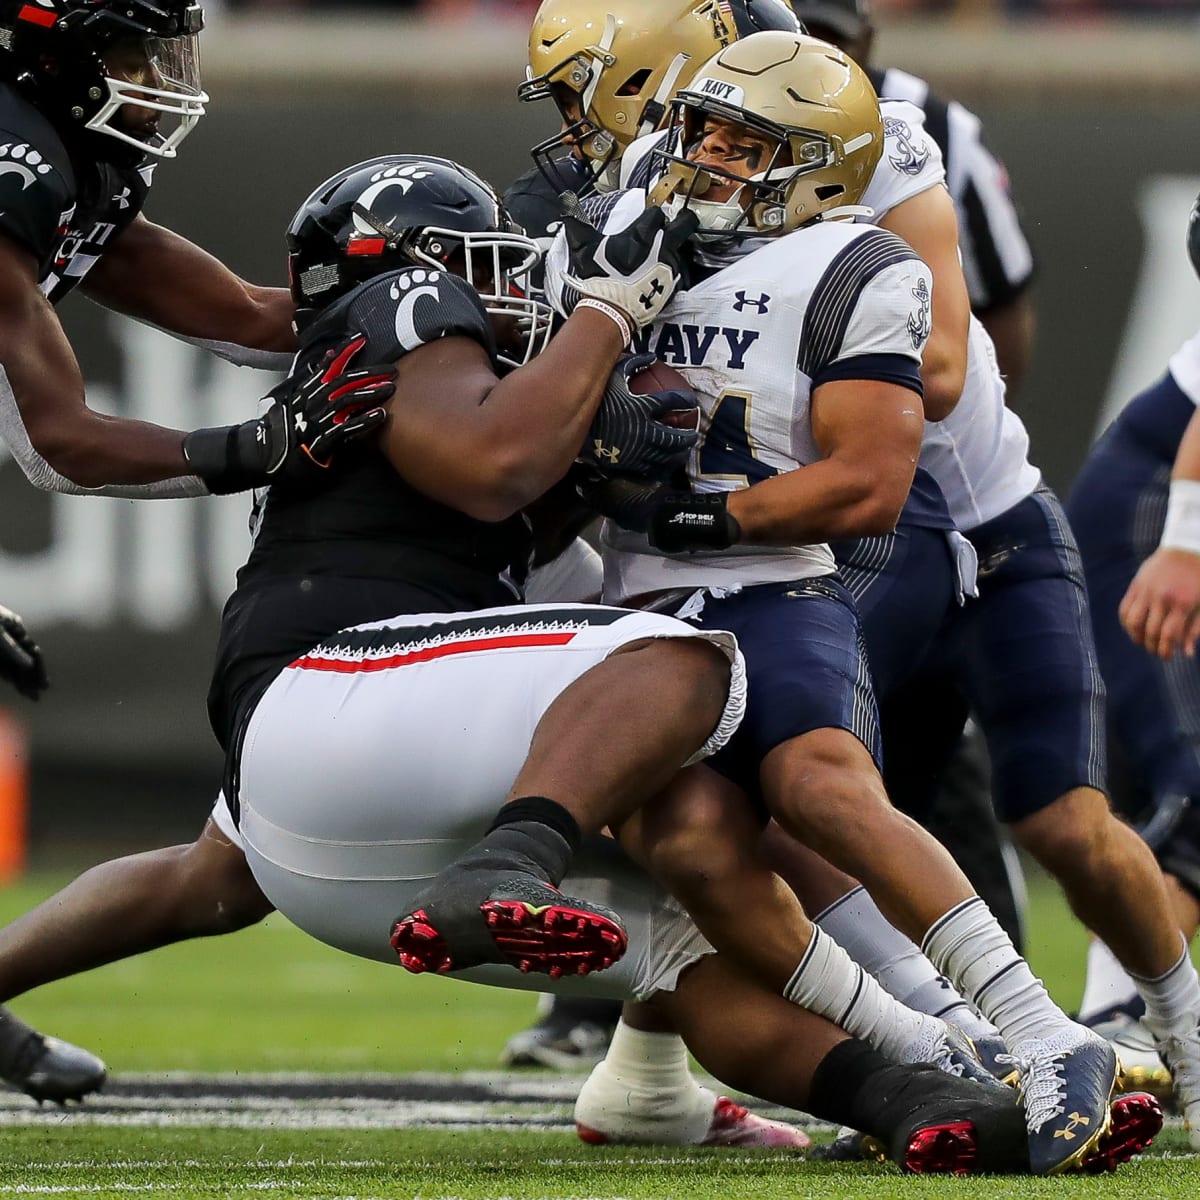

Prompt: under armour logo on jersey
xmin=884 ymin=117 xmax=930 ymax=177
xmin=591 ymin=440 xmax=621 ymax=464
xmin=733 ymin=291 xmax=770 ymax=314
xmin=113 ymin=187 xmax=131 ymax=210
xmin=907 ymin=278 xmax=932 ymax=350
xmin=0 ymin=143 xmax=53 ymax=190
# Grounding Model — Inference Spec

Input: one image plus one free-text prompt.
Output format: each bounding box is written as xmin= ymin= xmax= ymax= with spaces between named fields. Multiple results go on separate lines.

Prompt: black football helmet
xmin=788 ymin=0 xmax=873 ymax=55
xmin=287 ymin=155 xmax=553 ymax=364
xmin=1189 ymin=191 xmax=1200 ymax=282
xmin=0 ymin=0 xmax=206 ymax=163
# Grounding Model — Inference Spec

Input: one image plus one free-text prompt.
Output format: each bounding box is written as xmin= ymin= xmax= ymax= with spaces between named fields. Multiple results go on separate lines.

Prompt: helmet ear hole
xmin=618 ymin=68 xmax=653 ymax=97
xmin=815 ymin=183 xmax=844 ymax=202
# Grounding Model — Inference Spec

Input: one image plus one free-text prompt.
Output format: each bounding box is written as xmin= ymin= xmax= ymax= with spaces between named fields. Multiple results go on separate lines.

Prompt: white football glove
xmin=562 ymin=207 xmax=698 ymax=327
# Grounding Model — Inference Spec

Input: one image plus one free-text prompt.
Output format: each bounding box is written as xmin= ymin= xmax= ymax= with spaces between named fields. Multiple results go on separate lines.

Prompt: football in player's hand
xmin=627 ymin=359 xmax=701 ymax=431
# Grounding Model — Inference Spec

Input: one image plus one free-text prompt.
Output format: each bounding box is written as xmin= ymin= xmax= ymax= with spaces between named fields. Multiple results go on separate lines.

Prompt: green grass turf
xmin=1 ymin=1126 xmax=1196 ymax=1199
xmin=0 ymin=868 xmax=1105 ymax=1072
xmin=0 ymin=868 xmax=1196 ymax=1198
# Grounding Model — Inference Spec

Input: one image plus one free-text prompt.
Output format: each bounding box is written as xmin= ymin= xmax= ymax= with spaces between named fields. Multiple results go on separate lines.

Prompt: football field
xmin=0 ymin=869 xmax=1196 ymax=1199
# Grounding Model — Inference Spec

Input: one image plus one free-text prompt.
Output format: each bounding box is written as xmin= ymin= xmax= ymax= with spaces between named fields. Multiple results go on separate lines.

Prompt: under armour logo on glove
xmin=562 ymin=207 xmax=698 ymax=327
xmin=183 ymin=333 xmax=397 ymax=495
xmin=577 ymin=353 xmax=700 ymax=482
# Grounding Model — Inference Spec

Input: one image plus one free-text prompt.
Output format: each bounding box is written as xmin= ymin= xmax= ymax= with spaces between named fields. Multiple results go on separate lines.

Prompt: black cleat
xmin=999 ymin=1026 xmax=1118 ymax=1175
xmin=857 ymin=1063 xmax=1029 ymax=1175
xmin=0 ymin=1008 xmax=106 ymax=1105
xmin=501 ymin=997 xmax=618 ymax=1070
xmin=392 ymin=874 xmax=627 ymax=978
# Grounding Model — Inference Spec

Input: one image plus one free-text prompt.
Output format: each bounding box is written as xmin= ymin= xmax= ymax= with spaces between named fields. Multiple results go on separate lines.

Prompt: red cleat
xmin=391 ymin=877 xmax=628 ymax=979
xmin=902 ymin=1120 xmax=979 ymax=1176
xmin=1079 ymin=1092 xmax=1163 ymax=1173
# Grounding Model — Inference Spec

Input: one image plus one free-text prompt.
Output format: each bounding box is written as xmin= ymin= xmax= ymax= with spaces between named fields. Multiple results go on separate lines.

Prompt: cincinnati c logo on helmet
xmin=350 ymin=163 xmax=435 ymax=235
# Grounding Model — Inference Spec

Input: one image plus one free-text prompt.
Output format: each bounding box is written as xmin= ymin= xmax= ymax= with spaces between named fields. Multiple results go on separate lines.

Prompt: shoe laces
xmin=996 ymin=1048 xmax=1067 ymax=1132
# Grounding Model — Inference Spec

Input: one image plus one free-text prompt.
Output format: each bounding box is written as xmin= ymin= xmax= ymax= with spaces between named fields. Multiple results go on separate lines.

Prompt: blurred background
xmin=0 ymin=4 xmax=1197 ymax=873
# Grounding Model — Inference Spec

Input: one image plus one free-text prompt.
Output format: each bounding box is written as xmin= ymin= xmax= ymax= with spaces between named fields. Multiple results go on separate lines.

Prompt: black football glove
xmin=577 ymin=473 xmax=741 ymax=554
xmin=578 ymin=353 xmax=700 ymax=481
xmin=562 ymin=207 xmax=698 ymax=326
xmin=183 ymin=333 xmax=396 ymax=494
xmin=0 ymin=605 xmax=48 ymax=702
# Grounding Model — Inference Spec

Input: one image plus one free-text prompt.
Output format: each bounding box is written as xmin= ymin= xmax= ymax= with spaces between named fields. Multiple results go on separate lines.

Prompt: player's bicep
xmin=0 ymin=235 xmax=88 ymax=442
xmin=380 ymin=335 xmax=506 ymax=510
xmin=879 ymin=188 xmax=968 ymax=420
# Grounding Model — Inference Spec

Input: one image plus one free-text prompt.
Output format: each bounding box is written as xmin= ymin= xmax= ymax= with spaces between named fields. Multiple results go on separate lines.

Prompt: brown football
xmin=628 ymin=359 xmax=701 ymax=431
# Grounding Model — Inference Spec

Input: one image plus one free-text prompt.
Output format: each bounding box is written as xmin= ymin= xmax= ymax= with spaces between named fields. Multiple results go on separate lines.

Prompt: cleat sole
xmin=1079 ymin=1093 xmax=1163 ymax=1173
xmin=903 ymin=1121 xmax=978 ymax=1175
xmin=483 ymin=899 xmax=628 ymax=977
xmin=391 ymin=901 xmax=628 ymax=978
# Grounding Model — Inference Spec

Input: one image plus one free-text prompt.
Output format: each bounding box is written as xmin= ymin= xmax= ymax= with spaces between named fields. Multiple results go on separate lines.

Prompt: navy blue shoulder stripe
xmin=798 ymin=230 xmax=921 ymax=378
xmin=580 ymin=189 xmax=632 ymax=229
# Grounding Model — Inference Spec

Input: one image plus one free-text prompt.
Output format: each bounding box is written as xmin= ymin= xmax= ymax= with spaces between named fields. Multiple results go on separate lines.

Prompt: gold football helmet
xmin=519 ymin=0 xmax=800 ymax=195
xmin=652 ymin=31 xmax=883 ymax=238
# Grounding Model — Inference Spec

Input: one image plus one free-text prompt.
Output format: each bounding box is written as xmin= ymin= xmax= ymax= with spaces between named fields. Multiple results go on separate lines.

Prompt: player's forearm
xmin=726 ymin=459 xmax=915 ymax=545
xmin=465 ymin=308 xmax=626 ymax=516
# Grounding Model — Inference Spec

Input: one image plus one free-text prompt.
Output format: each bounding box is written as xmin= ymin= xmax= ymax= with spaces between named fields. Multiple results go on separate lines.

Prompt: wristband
xmin=182 ymin=422 xmax=268 ymax=496
xmin=575 ymin=298 xmax=633 ymax=349
xmin=1161 ymin=478 xmax=1200 ymax=555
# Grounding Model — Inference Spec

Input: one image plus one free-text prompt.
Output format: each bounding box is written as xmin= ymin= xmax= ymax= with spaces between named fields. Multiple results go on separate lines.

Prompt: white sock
xmin=1078 ymin=938 xmax=1141 ymax=1022
xmin=1134 ymin=938 xmax=1200 ymax=1031
xmin=817 ymin=885 xmax=1001 ymax=1043
xmin=923 ymin=896 xmax=1073 ymax=1050
xmin=784 ymin=924 xmax=941 ymax=1063
xmin=573 ymin=1020 xmax=714 ymax=1144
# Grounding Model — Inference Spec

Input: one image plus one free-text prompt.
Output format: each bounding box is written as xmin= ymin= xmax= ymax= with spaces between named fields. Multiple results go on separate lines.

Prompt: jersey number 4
xmin=697 ymin=390 xmax=779 ymax=487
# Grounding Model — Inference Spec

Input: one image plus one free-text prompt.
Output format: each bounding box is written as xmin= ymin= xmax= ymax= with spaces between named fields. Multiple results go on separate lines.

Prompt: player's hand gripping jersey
xmin=544 ymin=190 xmax=933 ymax=603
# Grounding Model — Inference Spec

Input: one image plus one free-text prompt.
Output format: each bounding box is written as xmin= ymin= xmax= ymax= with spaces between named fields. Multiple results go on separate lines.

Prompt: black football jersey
xmin=208 ymin=266 xmax=535 ymax=751
xmin=0 ymin=83 xmax=151 ymax=304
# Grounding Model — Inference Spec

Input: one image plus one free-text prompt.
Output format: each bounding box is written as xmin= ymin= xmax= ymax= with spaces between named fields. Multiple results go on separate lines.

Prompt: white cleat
xmin=1143 ymin=1011 xmax=1200 ymax=1149
xmin=578 ymin=1092 xmax=810 ymax=1149
xmin=1088 ymin=1012 xmax=1173 ymax=1108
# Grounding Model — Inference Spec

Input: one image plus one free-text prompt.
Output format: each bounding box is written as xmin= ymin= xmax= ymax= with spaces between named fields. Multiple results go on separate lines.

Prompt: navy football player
xmin=526 ymin=32 xmax=1160 ymax=1174
xmin=513 ymin=2 xmax=1200 ymax=1163
xmin=1066 ymin=193 xmax=1200 ymax=1124
xmin=788 ymin=0 xmax=1032 ymax=952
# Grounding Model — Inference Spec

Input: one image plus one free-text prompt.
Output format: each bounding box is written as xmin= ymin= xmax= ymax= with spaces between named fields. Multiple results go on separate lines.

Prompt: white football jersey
xmin=617 ymin=102 xmax=1041 ymax=532
xmin=860 ymin=99 xmax=1041 ymax=530
xmin=545 ymin=191 xmax=933 ymax=603
xmin=1169 ymin=329 xmax=1200 ymax=407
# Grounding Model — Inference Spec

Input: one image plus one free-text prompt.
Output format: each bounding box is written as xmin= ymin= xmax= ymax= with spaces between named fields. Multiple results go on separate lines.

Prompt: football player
xmin=0 ymin=0 xmax=376 ymax=500
xmin=1065 ymin=192 xmax=1200 ymax=1106
xmin=789 ymin=0 xmax=1032 ymax=959
xmin=0 ymin=0 xmax=396 ymax=1103
xmin=213 ymin=153 xmax=1058 ymax=1177
xmin=526 ymin=31 xmax=1164 ymax=1174
xmin=515 ymin=2 xmax=1200 ymax=1160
